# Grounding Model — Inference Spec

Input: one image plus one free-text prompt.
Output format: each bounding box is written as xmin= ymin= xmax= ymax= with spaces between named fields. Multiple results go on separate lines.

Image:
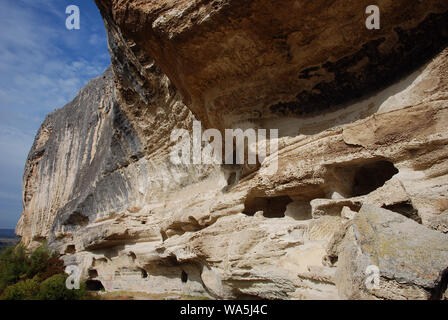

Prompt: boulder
xmin=335 ymin=204 xmax=448 ymax=299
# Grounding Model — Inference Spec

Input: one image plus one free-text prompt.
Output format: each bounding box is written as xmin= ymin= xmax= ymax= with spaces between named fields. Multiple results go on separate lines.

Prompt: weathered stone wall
xmin=16 ymin=1 xmax=448 ymax=299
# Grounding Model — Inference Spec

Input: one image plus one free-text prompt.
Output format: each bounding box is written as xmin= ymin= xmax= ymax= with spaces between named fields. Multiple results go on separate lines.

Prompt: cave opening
xmin=431 ymin=268 xmax=448 ymax=300
xmin=181 ymin=270 xmax=188 ymax=283
xmin=86 ymin=280 xmax=105 ymax=291
xmin=140 ymin=268 xmax=148 ymax=278
xmin=352 ymin=160 xmax=398 ymax=196
xmin=382 ymin=201 xmax=421 ymax=223
xmin=243 ymin=195 xmax=293 ymax=218
xmin=88 ymin=269 xmax=98 ymax=278
xmin=65 ymin=245 xmax=76 ymax=254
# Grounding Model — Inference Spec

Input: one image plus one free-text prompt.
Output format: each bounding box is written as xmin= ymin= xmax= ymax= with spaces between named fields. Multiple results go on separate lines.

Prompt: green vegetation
xmin=0 ymin=243 xmax=89 ymax=300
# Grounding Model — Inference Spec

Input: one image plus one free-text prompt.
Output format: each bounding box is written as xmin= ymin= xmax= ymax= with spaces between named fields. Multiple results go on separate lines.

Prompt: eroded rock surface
xmin=334 ymin=204 xmax=448 ymax=300
xmin=15 ymin=1 xmax=448 ymax=299
xmin=95 ymin=0 xmax=448 ymax=129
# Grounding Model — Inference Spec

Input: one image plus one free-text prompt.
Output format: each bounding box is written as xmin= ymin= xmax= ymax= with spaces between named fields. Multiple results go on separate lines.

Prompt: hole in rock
xmin=181 ymin=270 xmax=188 ymax=283
xmin=160 ymin=255 xmax=179 ymax=267
xmin=352 ymin=160 xmax=398 ymax=196
xmin=327 ymin=255 xmax=338 ymax=266
xmin=86 ymin=280 xmax=104 ymax=291
xmin=243 ymin=196 xmax=293 ymax=218
xmin=129 ymin=252 xmax=136 ymax=261
xmin=88 ymin=269 xmax=98 ymax=278
xmin=382 ymin=201 xmax=421 ymax=223
xmin=140 ymin=268 xmax=148 ymax=278
xmin=33 ymin=236 xmax=46 ymax=242
xmin=431 ymin=268 xmax=448 ymax=300
xmin=65 ymin=245 xmax=76 ymax=254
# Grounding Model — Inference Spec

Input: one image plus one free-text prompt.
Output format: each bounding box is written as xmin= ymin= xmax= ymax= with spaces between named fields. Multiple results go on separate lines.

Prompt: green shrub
xmin=0 ymin=278 xmax=40 ymax=300
xmin=0 ymin=243 xmax=88 ymax=300
xmin=37 ymin=274 xmax=88 ymax=300
xmin=37 ymin=256 xmax=65 ymax=280
xmin=26 ymin=243 xmax=50 ymax=278
xmin=0 ymin=245 xmax=28 ymax=292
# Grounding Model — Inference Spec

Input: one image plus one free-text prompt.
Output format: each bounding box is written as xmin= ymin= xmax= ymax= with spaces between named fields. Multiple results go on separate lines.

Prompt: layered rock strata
xmin=16 ymin=1 xmax=448 ymax=299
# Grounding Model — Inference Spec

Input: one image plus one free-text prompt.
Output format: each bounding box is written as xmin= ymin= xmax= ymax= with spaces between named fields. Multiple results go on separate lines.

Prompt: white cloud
xmin=0 ymin=0 xmax=109 ymax=113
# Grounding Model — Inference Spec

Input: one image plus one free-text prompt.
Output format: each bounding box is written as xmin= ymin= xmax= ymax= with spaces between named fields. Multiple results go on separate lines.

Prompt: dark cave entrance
xmin=351 ymin=160 xmax=399 ymax=196
xmin=243 ymin=195 xmax=293 ymax=218
xmin=64 ymin=245 xmax=76 ymax=254
xmin=181 ymin=270 xmax=188 ymax=283
xmin=86 ymin=280 xmax=105 ymax=291
xmin=382 ymin=201 xmax=421 ymax=223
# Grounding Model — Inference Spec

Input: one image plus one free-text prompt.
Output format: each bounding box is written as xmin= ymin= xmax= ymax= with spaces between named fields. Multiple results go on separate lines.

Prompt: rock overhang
xmin=95 ymin=0 xmax=448 ymax=128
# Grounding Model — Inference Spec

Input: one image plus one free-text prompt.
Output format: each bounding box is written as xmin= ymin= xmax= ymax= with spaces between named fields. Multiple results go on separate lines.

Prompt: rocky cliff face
xmin=16 ymin=1 xmax=448 ymax=299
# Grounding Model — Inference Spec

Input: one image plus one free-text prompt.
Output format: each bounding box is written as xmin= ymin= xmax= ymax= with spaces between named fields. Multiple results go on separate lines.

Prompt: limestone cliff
xmin=16 ymin=1 xmax=448 ymax=299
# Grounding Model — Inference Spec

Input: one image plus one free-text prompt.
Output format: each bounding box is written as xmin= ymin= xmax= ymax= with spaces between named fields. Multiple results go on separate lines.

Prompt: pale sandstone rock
xmin=341 ymin=207 xmax=357 ymax=221
xmin=94 ymin=0 xmax=448 ymax=130
xmin=15 ymin=1 xmax=448 ymax=299
xmin=335 ymin=204 xmax=448 ymax=300
xmin=427 ymin=210 xmax=448 ymax=233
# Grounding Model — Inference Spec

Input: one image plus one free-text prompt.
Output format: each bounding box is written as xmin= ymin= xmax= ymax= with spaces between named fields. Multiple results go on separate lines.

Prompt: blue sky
xmin=0 ymin=0 xmax=110 ymax=228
